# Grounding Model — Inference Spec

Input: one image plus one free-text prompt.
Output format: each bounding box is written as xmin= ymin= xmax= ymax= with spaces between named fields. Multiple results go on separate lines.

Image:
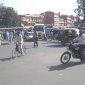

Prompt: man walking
xmin=33 ymin=30 xmax=38 ymax=47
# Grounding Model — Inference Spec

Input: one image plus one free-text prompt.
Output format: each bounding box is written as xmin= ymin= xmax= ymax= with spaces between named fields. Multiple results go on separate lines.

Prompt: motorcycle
xmin=60 ymin=42 xmax=85 ymax=64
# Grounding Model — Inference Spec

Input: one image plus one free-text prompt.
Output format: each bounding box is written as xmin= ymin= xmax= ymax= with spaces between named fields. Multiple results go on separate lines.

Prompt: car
xmin=24 ymin=32 xmax=33 ymax=41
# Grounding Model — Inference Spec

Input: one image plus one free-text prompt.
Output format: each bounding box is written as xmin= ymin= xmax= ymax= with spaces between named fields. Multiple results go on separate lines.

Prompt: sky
xmin=0 ymin=0 xmax=78 ymax=15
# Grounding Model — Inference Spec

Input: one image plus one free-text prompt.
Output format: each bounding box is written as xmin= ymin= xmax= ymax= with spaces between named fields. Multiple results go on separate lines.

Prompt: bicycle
xmin=11 ymin=44 xmax=27 ymax=58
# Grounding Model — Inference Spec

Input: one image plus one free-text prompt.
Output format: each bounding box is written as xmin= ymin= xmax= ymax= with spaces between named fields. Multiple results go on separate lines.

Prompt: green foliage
xmin=0 ymin=5 xmax=21 ymax=27
xmin=74 ymin=0 xmax=85 ymax=21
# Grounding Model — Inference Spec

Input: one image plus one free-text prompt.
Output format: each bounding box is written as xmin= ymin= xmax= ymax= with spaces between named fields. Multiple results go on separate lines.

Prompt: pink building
xmin=21 ymin=14 xmax=43 ymax=26
xmin=43 ymin=11 xmax=54 ymax=25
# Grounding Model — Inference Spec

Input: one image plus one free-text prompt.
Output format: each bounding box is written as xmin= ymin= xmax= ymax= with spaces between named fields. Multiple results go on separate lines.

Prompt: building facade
xmin=21 ymin=14 xmax=43 ymax=26
xmin=43 ymin=11 xmax=54 ymax=25
xmin=21 ymin=11 xmax=78 ymax=27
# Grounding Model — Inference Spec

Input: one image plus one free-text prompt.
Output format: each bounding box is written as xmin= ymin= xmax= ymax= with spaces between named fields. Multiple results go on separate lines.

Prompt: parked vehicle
xmin=60 ymin=42 xmax=85 ymax=64
xmin=24 ymin=32 xmax=33 ymax=41
xmin=53 ymin=27 xmax=79 ymax=45
xmin=33 ymin=24 xmax=46 ymax=40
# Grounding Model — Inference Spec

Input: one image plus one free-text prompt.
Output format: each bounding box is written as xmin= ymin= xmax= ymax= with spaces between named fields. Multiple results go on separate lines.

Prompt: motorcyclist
xmin=73 ymin=29 xmax=85 ymax=62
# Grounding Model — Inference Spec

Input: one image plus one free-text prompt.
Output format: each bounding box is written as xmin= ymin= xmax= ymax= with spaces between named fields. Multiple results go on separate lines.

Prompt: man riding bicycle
xmin=14 ymin=31 xmax=24 ymax=55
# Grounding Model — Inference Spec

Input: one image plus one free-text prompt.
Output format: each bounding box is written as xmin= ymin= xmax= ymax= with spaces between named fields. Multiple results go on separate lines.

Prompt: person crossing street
xmin=33 ymin=30 xmax=38 ymax=48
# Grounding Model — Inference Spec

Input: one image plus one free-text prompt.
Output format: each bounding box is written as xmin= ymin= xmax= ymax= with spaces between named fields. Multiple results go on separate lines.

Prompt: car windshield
xmin=34 ymin=26 xmax=44 ymax=31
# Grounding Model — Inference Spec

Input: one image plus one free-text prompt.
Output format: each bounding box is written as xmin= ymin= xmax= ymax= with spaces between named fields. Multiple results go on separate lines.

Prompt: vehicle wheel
xmin=60 ymin=52 xmax=71 ymax=64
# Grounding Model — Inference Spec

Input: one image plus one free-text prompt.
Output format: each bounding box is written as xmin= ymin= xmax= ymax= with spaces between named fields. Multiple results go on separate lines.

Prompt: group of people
xmin=15 ymin=30 xmax=38 ymax=54
xmin=0 ymin=28 xmax=85 ymax=62
xmin=0 ymin=29 xmax=38 ymax=55
xmin=0 ymin=31 xmax=14 ymax=44
xmin=14 ymin=30 xmax=38 ymax=55
xmin=14 ymin=28 xmax=85 ymax=63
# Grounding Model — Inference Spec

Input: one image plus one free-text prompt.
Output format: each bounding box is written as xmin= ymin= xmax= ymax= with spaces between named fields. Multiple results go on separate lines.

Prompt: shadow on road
xmin=24 ymin=45 xmax=33 ymax=49
xmin=46 ymin=44 xmax=64 ymax=48
xmin=0 ymin=57 xmax=16 ymax=61
xmin=1 ymin=43 xmax=9 ymax=45
xmin=48 ymin=61 xmax=84 ymax=71
xmin=41 ymin=40 xmax=60 ymax=44
xmin=41 ymin=41 xmax=65 ymax=48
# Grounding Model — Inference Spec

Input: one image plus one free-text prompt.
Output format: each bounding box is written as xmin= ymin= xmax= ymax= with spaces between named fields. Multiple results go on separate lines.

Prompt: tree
xmin=0 ymin=4 xmax=21 ymax=27
xmin=74 ymin=0 xmax=85 ymax=22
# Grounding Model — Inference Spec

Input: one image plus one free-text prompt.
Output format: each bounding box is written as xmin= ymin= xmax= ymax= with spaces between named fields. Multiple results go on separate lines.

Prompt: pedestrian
xmin=33 ymin=30 xmax=38 ymax=47
xmin=0 ymin=31 xmax=2 ymax=46
xmin=6 ymin=31 xmax=10 ymax=44
xmin=68 ymin=29 xmax=73 ymax=42
xmin=9 ymin=31 xmax=13 ymax=43
xmin=50 ymin=30 xmax=54 ymax=41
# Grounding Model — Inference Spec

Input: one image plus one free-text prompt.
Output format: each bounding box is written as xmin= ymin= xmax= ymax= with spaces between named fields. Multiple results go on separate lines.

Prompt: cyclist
xmin=14 ymin=31 xmax=24 ymax=55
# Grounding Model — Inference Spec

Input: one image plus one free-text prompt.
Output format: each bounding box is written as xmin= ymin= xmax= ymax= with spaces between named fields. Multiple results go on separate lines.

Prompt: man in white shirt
xmin=73 ymin=29 xmax=85 ymax=62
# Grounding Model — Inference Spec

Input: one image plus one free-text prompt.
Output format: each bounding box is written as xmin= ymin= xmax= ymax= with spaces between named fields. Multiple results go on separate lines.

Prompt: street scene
xmin=0 ymin=0 xmax=85 ymax=85
xmin=0 ymin=40 xmax=85 ymax=85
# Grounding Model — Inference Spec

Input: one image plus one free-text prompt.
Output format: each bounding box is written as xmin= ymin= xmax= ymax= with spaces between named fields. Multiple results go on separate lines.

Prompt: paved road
xmin=0 ymin=40 xmax=85 ymax=85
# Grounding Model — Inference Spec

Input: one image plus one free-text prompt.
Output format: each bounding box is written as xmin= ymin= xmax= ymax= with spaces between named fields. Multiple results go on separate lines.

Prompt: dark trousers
xmin=78 ymin=45 xmax=85 ymax=62
xmin=33 ymin=38 xmax=38 ymax=47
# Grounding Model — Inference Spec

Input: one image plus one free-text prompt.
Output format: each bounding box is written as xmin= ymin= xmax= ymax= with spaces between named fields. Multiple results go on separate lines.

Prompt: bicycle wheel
xmin=11 ymin=49 xmax=18 ymax=58
xmin=23 ymin=46 xmax=27 ymax=55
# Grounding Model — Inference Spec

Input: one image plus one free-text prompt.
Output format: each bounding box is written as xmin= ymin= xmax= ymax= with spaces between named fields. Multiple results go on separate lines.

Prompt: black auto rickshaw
xmin=53 ymin=27 xmax=79 ymax=46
